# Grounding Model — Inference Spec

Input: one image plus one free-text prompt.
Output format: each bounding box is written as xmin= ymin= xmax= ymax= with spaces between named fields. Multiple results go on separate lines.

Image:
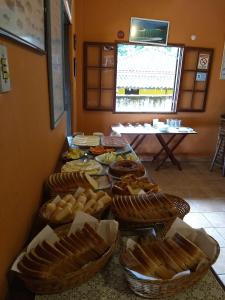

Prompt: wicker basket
xmin=39 ymin=198 xmax=111 ymax=227
xmin=18 ymin=224 xmax=118 ymax=294
xmin=112 ymin=194 xmax=190 ymax=237
xmin=120 ymin=235 xmax=220 ymax=298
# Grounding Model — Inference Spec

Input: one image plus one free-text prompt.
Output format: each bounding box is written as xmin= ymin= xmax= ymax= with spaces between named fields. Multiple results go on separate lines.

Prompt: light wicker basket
xmin=18 ymin=224 xmax=118 ymax=294
xmin=120 ymin=235 xmax=220 ymax=298
xmin=39 ymin=197 xmax=111 ymax=227
xmin=112 ymin=194 xmax=190 ymax=237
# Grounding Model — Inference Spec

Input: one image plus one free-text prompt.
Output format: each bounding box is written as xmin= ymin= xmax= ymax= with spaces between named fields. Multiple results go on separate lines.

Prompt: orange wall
xmin=0 ymin=38 xmax=66 ymax=298
xmin=74 ymin=0 xmax=225 ymax=156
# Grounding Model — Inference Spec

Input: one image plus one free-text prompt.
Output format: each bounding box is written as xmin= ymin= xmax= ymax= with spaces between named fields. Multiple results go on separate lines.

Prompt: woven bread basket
xmin=112 ymin=194 xmax=190 ymax=237
xmin=119 ymin=235 xmax=220 ymax=298
xmin=18 ymin=224 xmax=118 ymax=294
xmin=39 ymin=197 xmax=111 ymax=227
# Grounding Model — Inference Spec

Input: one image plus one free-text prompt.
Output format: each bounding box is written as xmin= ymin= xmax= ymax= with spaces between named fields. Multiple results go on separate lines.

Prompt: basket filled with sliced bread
xmin=39 ymin=187 xmax=112 ymax=225
xmin=120 ymin=218 xmax=220 ymax=298
xmin=112 ymin=192 xmax=190 ymax=235
xmin=11 ymin=212 xmax=119 ymax=294
xmin=45 ymin=171 xmax=100 ymax=195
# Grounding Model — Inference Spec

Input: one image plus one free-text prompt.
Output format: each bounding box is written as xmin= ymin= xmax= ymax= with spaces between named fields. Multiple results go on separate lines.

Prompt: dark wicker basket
xmin=18 ymin=224 xmax=118 ymax=294
xmin=112 ymin=194 xmax=190 ymax=237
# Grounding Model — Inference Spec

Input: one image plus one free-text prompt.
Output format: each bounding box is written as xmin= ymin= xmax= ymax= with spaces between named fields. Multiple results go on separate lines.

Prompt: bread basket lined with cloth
xmin=11 ymin=212 xmax=119 ymax=294
xmin=120 ymin=218 xmax=220 ymax=298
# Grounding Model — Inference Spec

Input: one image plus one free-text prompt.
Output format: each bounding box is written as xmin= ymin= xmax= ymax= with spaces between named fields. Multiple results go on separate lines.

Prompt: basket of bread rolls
xmin=112 ymin=192 xmax=190 ymax=237
xmin=13 ymin=213 xmax=119 ymax=294
xmin=119 ymin=222 xmax=220 ymax=298
xmin=39 ymin=187 xmax=112 ymax=226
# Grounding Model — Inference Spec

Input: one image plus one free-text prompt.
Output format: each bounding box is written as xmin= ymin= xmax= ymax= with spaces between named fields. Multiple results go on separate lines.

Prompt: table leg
xmin=152 ymin=135 xmax=176 ymax=161
xmin=133 ymin=135 xmax=146 ymax=151
xmin=154 ymin=134 xmax=188 ymax=171
xmin=130 ymin=135 xmax=140 ymax=147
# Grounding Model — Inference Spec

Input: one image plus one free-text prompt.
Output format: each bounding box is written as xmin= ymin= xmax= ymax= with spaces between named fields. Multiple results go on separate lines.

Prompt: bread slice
xmin=149 ymin=241 xmax=183 ymax=274
xmin=122 ymin=249 xmax=150 ymax=275
xmin=17 ymin=260 xmax=50 ymax=280
xmin=164 ymin=238 xmax=194 ymax=270
xmin=83 ymin=223 xmax=109 ymax=254
xmin=172 ymin=233 xmax=208 ymax=266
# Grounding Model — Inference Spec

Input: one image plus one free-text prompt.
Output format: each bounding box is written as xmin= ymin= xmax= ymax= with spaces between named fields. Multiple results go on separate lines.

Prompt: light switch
xmin=0 ymin=45 xmax=11 ymax=93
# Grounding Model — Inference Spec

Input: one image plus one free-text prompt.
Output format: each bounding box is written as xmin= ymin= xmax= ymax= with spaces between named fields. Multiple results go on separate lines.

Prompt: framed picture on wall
xmin=0 ymin=0 xmax=45 ymax=52
xmin=129 ymin=17 xmax=169 ymax=46
xmin=46 ymin=0 xmax=65 ymax=129
xmin=220 ymin=41 xmax=225 ymax=80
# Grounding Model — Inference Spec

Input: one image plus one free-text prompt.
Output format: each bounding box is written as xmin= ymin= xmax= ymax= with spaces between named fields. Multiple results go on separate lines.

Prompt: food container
xmin=120 ymin=218 xmax=220 ymax=298
xmin=12 ymin=213 xmax=119 ymax=294
xmin=112 ymin=193 xmax=190 ymax=237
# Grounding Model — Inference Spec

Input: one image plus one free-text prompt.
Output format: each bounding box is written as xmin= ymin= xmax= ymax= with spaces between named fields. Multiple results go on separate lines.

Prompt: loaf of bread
xmin=46 ymin=171 xmax=98 ymax=193
xmin=121 ymin=233 xmax=209 ymax=280
xmin=18 ymin=223 xmax=109 ymax=280
xmin=112 ymin=192 xmax=178 ymax=222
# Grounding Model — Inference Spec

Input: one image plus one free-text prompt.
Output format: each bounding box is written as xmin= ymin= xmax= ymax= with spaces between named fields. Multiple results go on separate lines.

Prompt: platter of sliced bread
xmin=18 ymin=223 xmax=110 ymax=280
xmin=46 ymin=171 xmax=105 ymax=194
xmin=119 ymin=218 xmax=220 ymax=298
xmin=121 ymin=233 xmax=209 ymax=280
xmin=112 ymin=192 xmax=179 ymax=223
xmin=13 ymin=213 xmax=119 ymax=294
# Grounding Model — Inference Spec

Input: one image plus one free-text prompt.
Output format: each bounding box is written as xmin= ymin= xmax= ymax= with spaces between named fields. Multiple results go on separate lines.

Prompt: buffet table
xmin=111 ymin=124 xmax=197 ymax=171
xmin=35 ymin=251 xmax=225 ymax=300
xmin=8 ymin=136 xmax=224 ymax=300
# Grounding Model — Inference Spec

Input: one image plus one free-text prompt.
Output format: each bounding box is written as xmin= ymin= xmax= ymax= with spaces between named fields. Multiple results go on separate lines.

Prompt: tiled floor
xmin=143 ymin=160 xmax=225 ymax=287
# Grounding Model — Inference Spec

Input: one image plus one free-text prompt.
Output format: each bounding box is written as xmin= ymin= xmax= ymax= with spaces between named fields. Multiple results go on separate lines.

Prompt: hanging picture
xmin=46 ymin=0 xmax=65 ymax=129
xmin=129 ymin=17 xmax=169 ymax=46
xmin=0 ymin=0 xmax=45 ymax=52
xmin=197 ymin=53 xmax=210 ymax=70
xmin=220 ymin=41 xmax=225 ymax=80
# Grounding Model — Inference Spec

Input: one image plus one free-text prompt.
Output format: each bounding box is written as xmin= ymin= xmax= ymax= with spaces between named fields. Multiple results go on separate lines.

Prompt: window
xmin=83 ymin=42 xmax=213 ymax=113
xmin=114 ymin=43 xmax=183 ymax=113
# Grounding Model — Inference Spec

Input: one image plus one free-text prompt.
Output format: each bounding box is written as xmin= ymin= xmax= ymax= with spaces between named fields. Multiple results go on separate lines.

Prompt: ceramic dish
xmin=95 ymin=152 xmax=139 ymax=166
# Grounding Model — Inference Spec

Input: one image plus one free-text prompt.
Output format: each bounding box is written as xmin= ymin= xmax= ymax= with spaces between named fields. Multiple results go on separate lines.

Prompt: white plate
xmin=91 ymin=174 xmax=111 ymax=190
xmin=95 ymin=152 xmax=139 ymax=166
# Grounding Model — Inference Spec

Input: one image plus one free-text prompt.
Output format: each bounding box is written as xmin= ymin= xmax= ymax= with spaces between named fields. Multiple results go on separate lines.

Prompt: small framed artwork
xmin=46 ymin=0 xmax=65 ymax=129
xmin=129 ymin=17 xmax=169 ymax=46
xmin=220 ymin=41 xmax=225 ymax=80
xmin=197 ymin=53 xmax=210 ymax=70
xmin=0 ymin=0 xmax=45 ymax=53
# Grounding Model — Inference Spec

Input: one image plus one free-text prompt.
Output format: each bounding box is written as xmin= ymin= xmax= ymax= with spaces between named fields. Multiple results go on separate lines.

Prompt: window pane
xmin=101 ymin=69 xmax=114 ymax=88
xmin=115 ymin=43 xmax=182 ymax=113
xmin=86 ymin=90 xmax=99 ymax=108
xmin=100 ymin=90 xmax=114 ymax=109
xmin=87 ymin=46 xmax=100 ymax=66
xmin=181 ymin=72 xmax=195 ymax=90
xmin=87 ymin=69 xmax=100 ymax=88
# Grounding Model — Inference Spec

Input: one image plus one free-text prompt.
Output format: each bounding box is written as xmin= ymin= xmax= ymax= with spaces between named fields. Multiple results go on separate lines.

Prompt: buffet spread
xmin=11 ymin=134 xmax=221 ymax=298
